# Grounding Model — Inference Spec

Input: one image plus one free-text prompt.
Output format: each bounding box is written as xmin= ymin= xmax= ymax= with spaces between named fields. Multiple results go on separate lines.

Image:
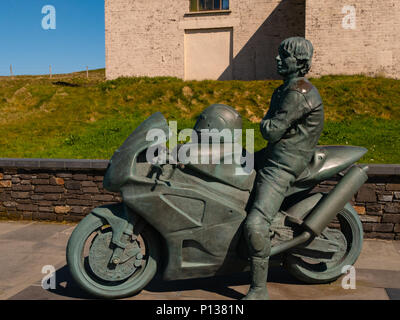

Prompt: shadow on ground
xmin=40 ymin=264 xmax=303 ymax=300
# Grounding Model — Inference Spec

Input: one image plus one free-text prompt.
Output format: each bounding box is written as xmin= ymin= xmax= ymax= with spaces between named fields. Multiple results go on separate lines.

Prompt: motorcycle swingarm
xmin=288 ymin=231 xmax=343 ymax=262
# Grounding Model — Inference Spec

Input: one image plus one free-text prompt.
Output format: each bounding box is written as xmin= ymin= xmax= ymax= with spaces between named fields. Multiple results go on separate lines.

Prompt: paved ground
xmin=0 ymin=221 xmax=399 ymax=300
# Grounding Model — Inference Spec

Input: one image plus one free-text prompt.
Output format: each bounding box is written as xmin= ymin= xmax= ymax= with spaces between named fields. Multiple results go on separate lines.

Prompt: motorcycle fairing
xmin=103 ymin=112 xmax=169 ymax=193
xmin=120 ymin=163 xmax=252 ymax=280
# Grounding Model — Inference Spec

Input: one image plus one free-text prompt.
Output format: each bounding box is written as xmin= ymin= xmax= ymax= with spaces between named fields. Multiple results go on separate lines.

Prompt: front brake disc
xmin=88 ymin=231 xmax=143 ymax=282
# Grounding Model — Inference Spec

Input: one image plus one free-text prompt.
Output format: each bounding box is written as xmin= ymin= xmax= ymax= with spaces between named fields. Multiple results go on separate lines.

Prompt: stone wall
xmin=0 ymin=159 xmax=399 ymax=239
xmin=306 ymin=0 xmax=400 ymax=79
xmin=0 ymin=159 xmax=121 ymax=223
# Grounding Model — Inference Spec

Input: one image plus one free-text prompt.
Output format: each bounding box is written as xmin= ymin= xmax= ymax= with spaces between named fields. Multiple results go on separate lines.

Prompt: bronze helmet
xmin=193 ymin=104 xmax=242 ymax=143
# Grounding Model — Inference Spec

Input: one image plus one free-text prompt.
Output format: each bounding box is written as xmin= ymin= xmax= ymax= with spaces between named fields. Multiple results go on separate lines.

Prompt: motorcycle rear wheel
xmin=284 ymin=203 xmax=363 ymax=284
xmin=66 ymin=213 xmax=160 ymax=299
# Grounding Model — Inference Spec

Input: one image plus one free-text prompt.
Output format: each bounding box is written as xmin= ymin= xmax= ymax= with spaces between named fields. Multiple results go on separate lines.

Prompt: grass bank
xmin=0 ymin=69 xmax=399 ymax=163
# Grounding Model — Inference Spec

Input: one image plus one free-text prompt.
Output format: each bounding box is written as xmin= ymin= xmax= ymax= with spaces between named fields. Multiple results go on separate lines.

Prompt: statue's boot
xmin=242 ymin=256 xmax=269 ymax=300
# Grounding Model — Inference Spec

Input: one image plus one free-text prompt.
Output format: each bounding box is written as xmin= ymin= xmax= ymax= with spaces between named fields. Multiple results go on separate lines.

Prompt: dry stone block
xmin=50 ymin=177 xmax=65 ymax=185
xmin=83 ymin=187 xmax=99 ymax=194
xmin=55 ymin=206 xmax=71 ymax=214
xmin=37 ymin=212 xmax=56 ymax=221
xmin=356 ymin=185 xmax=376 ymax=202
xmin=19 ymin=174 xmax=34 ymax=179
xmin=38 ymin=201 xmax=52 ymax=206
xmin=354 ymin=206 xmax=366 ymax=215
xmin=43 ymin=194 xmax=61 ymax=201
xmin=374 ymin=223 xmax=394 ymax=233
xmin=364 ymin=232 xmax=395 ymax=240
xmin=66 ymin=199 xmax=88 ymax=206
xmin=70 ymin=206 xmax=87 ymax=214
xmin=22 ymin=212 xmax=32 ymax=220
xmin=0 ymin=181 xmax=12 ymax=188
xmin=31 ymin=195 xmax=44 ymax=200
xmin=386 ymin=184 xmax=400 ymax=191
xmin=384 ymin=203 xmax=400 ymax=214
xmin=360 ymin=215 xmax=381 ymax=223
xmin=12 ymin=185 xmax=33 ymax=191
xmin=35 ymin=185 xmax=64 ymax=193
xmin=73 ymin=174 xmax=88 ymax=181
xmin=366 ymin=204 xmax=382 ymax=214
xmin=56 ymin=173 xmax=72 ymax=178
xmin=11 ymin=192 xmax=30 ymax=199
xmin=3 ymin=201 xmax=17 ymax=207
xmin=32 ymin=179 xmax=50 ymax=185
xmin=378 ymin=194 xmax=393 ymax=202
xmin=17 ymin=199 xmax=31 ymax=204
xmin=17 ymin=204 xmax=38 ymax=212
xmin=81 ymin=181 xmax=97 ymax=187
xmin=93 ymin=194 xmax=114 ymax=202
xmin=65 ymin=181 xmax=81 ymax=190
xmin=363 ymin=223 xmax=394 ymax=233
xmin=64 ymin=215 xmax=84 ymax=222
xmin=382 ymin=214 xmax=400 ymax=224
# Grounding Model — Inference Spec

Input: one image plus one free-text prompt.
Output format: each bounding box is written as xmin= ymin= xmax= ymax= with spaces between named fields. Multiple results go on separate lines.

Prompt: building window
xmin=190 ymin=0 xmax=229 ymax=12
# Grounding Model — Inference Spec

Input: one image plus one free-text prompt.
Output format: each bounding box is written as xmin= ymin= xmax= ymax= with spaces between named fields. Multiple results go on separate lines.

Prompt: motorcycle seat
xmin=178 ymin=144 xmax=366 ymax=192
xmin=293 ymin=145 xmax=367 ymax=187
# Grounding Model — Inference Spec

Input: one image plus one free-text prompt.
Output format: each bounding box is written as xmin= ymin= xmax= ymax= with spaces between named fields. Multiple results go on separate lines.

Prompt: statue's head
xmin=276 ymin=37 xmax=314 ymax=78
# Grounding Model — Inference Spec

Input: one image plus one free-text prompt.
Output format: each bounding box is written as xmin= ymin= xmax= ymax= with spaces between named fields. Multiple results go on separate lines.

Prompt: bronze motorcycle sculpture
xmin=66 ymin=111 xmax=368 ymax=299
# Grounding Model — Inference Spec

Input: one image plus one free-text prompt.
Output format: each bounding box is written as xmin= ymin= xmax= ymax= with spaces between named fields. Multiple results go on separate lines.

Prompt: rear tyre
xmin=284 ymin=203 xmax=363 ymax=284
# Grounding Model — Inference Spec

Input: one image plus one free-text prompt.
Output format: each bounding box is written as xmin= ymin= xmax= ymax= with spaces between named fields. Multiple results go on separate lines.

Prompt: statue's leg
xmin=242 ymin=209 xmax=271 ymax=300
xmin=242 ymin=167 xmax=295 ymax=300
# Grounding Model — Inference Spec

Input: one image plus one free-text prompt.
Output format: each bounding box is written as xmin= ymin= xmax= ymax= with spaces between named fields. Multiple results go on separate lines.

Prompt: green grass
xmin=0 ymin=69 xmax=399 ymax=163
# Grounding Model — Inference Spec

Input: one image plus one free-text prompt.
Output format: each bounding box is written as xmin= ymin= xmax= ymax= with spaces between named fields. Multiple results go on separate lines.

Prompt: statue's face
xmin=276 ymin=49 xmax=299 ymax=77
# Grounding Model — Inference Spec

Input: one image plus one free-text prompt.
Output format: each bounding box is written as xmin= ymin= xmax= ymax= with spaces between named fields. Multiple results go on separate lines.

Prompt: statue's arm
xmin=260 ymin=90 xmax=310 ymax=143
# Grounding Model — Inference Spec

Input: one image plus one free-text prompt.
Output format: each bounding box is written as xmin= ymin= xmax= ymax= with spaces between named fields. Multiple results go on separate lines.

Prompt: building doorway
xmin=184 ymin=28 xmax=233 ymax=80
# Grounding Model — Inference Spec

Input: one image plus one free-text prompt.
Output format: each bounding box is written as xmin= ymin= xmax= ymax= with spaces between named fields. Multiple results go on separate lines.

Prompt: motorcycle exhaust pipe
xmin=303 ymin=165 xmax=369 ymax=236
xmin=269 ymin=166 xmax=368 ymax=256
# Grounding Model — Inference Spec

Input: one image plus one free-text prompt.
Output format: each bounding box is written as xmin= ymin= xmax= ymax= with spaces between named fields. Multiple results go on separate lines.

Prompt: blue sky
xmin=0 ymin=0 xmax=105 ymax=75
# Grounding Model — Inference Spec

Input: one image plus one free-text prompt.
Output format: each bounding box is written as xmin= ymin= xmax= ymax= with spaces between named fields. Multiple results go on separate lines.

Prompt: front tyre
xmin=66 ymin=213 xmax=160 ymax=299
xmin=284 ymin=203 xmax=363 ymax=284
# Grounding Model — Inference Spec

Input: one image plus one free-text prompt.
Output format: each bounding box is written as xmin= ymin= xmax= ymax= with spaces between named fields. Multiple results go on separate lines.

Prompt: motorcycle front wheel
xmin=284 ymin=203 xmax=363 ymax=284
xmin=66 ymin=213 xmax=160 ymax=299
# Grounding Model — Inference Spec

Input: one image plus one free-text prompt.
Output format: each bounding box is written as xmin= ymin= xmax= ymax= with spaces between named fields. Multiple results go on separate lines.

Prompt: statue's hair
xmin=279 ymin=37 xmax=314 ymax=76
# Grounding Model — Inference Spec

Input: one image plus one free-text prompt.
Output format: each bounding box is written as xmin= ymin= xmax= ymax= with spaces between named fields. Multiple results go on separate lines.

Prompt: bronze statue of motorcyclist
xmin=242 ymin=37 xmax=325 ymax=300
xmin=66 ymin=36 xmax=369 ymax=301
